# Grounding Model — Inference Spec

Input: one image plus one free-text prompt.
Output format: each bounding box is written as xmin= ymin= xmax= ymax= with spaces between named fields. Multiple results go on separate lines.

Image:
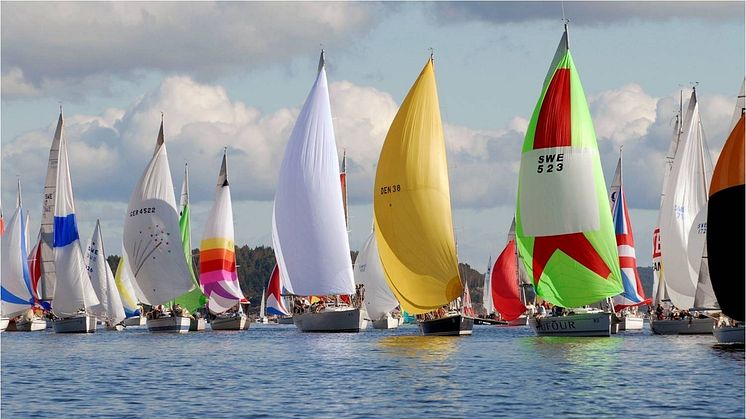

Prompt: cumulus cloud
xmin=432 ymin=1 xmax=743 ymax=26
xmin=1 ymin=2 xmax=383 ymax=99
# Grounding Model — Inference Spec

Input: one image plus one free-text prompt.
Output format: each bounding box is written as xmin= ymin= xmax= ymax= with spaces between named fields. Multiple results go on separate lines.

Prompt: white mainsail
xmin=38 ymin=113 xmax=63 ymax=301
xmin=272 ymin=51 xmax=355 ymax=296
xmin=659 ymin=89 xmax=713 ymax=309
xmin=354 ymin=230 xmax=399 ymax=320
xmin=482 ymin=256 xmax=493 ymax=315
xmin=85 ymin=220 xmax=126 ymax=325
xmin=1 ymin=203 xmax=35 ymax=318
xmin=52 ymin=123 xmax=100 ymax=317
xmin=123 ymin=121 xmax=194 ymax=305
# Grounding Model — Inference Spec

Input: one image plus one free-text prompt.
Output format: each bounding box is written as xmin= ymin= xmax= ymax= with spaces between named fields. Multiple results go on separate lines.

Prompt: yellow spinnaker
xmin=373 ymin=58 xmax=462 ymax=314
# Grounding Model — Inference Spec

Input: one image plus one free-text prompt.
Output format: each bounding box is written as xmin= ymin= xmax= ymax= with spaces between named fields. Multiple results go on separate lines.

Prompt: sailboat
xmin=124 ymin=119 xmax=195 ymax=333
xmin=608 ymin=151 xmax=650 ymax=331
xmin=176 ymin=163 xmax=207 ymax=331
xmin=491 ymin=220 xmax=530 ymax=327
xmin=354 ymin=230 xmax=401 ymax=329
xmin=51 ymin=112 xmax=101 ymax=333
xmin=651 ymin=87 xmax=717 ymax=335
xmin=84 ymin=220 xmax=126 ymax=330
xmin=116 ymin=243 xmax=145 ymax=326
xmin=265 ymin=264 xmax=292 ymax=323
xmin=256 ymin=287 xmax=268 ymax=324
xmin=1 ymin=180 xmax=46 ymax=332
xmin=481 ymin=257 xmax=493 ymax=318
xmin=201 ymin=150 xmax=249 ymax=331
xmin=373 ymin=54 xmax=472 ymax=336
xmin=516 ymin=25 xmax=624 ymax=337
xmin=709 ymin=82 xmax=744 ymax=344
xmin=272 ymin=51 xmax=365 ymax=333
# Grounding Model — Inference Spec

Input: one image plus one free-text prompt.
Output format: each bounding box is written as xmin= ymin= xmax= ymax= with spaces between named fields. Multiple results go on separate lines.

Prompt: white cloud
xmin=589 ymin=83 xmax=658 ymax=146
xmin=1 ymin=67 xmax=41 ymax=99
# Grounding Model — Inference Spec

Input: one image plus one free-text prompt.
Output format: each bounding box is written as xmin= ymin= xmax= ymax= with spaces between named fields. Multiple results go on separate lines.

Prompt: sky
xmin=2 ymin=1 xmax=744 ymax=272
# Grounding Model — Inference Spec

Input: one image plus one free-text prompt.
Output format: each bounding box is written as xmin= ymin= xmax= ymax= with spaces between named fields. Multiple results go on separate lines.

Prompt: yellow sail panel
xmin=373 ymin=58 xmax=462 ymax=314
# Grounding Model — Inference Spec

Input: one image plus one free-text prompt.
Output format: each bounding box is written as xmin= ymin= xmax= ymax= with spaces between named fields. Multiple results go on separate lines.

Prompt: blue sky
xmin=2 ymin=1 xmax=744 ymax=271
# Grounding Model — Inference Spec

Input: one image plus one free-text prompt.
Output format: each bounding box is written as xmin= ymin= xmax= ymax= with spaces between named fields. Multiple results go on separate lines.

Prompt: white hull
xmin=529 ymin=312 xmax=611 ymax=337
xmin=211 ymin=315 xmax=250 ymax=330
xmin=620 ymin=315 xmax=644 ymax=331
xmin=294 ymin=308 xmax=367 ymax=333
xmin=189 ymin=318 xmax=206 ymax=331
xmin=650 ymin=317 xmax=714 ymax=335
xmin=372 ymin=314 xmax=400 ymax=329
xmin=106 ymin=324 xmax=124 ymax=331
xmin=8 ymin=318 xmax=47 ymax=332
xmin=507 ymin=315 xmax=529 ymax=327
xmin=714 ymin=325 xmax=745 ymax=344
xmin=147 ymin=316 xmax=190 ymax=333
xmin=53 ymin=315 xmax=96 ymax=333
xmin=0 ymin=317 xmax=9 ymax=332
xmin=123 ymin=316 xmax=147 ymax=327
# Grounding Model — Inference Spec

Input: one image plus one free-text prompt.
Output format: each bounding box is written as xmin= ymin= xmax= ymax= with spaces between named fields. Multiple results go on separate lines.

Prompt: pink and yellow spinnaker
xmin=199 ymin=151 xmax=245 ymax=314
xmin=515 ymin=27 xmax=623 ymax=308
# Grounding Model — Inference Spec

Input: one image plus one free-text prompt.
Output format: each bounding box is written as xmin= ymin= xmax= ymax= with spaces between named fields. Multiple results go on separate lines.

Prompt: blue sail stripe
xmin=1 ymin=286 xmax=33 ymax=306
xmin=53 ymin=214 xmax=80 ymax=247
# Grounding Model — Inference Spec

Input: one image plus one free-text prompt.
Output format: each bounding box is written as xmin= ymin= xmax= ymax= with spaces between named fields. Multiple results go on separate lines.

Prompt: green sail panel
xmin=515 ymin=29 xmax=623 ymax=307
xmin=173 ymin=171 xmax=206 ymax=312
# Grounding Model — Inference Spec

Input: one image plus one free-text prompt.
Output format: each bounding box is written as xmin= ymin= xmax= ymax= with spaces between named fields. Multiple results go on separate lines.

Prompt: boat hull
xmin=713 ymin=325 xmax=744 ymax=344
xmin=372 ymin=314 xmax=400 ymax=329
xmin=123 ymin=316 xmax=147 ymax=327
xmin=147 ymin=317 xmax=190 ymax=333
xmin=255 ymin=317 xmax=268 ymax=324
xmin=211 ymin=316 xmax=250 ymax=331
xmin=189 ymin=318 xmax=206 ymax=331
xmin=277 ymin=316 xmax=294 ymax=325
xmin=7 ymin=318 xmax=47 ymax=332
xmin=106 ymin=324 xmax=124 ymax=331
xmin=507 ymin=315 xmax=529 ymax=327
xmin=419 ymin=314 xmax=474 ymax=336
xmin=529 ymin=312 xmax=611 ymax=337
xmin=650 ymin=317 xmax=714 ymax=335
xmin=53 ymin=315 xmax=96 ymax=333
xmin=620 ymin=315 xmax=644 ymax=331
xmin=294 ymin=308 xmax=367 ymax=333
xmin=0 ymin=317 xmax=9 ymax=332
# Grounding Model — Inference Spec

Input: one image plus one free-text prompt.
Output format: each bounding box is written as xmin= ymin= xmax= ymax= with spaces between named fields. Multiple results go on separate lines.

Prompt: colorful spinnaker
xmin=113 ymin=243 xmax=141 ymax=318
xmin=373 ymin=56 xmax=462 ymax=314
xmin=84 ymin=220 xmax=126 ymax=326
xmin=491 ymin=221 xmax=527 ymax=322
xmin=609 ymin=152 xmax=650 ymax=310
xmin=52 ymin=115 xmax=100 ymax=317
xmin=1 ymin=188 xmax=35 ymax=318
xmin=199 ymin=151 xmax=244 ymax=314
xmin=265 ymin=264 xmax=289 ymax=316
xmin=707 ymin=83 xmax=744 ymax=322
xmin=174 ymin=163 xmax=207 ymax=312
xmin=515 ymin=26 xmax=623 ymax=308
xmin=123 ymin=119 xmax=194 ymax=305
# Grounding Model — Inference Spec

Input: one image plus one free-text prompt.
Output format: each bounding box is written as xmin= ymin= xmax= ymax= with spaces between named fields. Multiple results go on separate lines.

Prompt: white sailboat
xmin=124 ymin=119 xmax=194 ymax=333
xmin=652 ymin=88 xmax=717 ymax=335
xmin=84 ymin=220 xmax=126 ymax=330
xmin=51 ymin=112 xmax=100 ymax=333
xmin=272 ymin=51 xmax=364 ymax=333
xmin=256 ymin=287 xmax=268 ymax=324
xmin=354 ymin=230 xmax=401 ymax=329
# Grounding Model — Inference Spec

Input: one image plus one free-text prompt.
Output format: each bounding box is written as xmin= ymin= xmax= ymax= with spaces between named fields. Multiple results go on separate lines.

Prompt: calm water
xmin=2 ymin=322 xmax=743 ymax=418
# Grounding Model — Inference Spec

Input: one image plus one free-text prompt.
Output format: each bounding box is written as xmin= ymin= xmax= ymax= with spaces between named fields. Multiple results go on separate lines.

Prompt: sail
xmin=174 ymin=164 xmax=207 ymax=312
xmin=463 ymin=280 xmax=475 ymax=317
xmin=707 ymin=102 xmax=744 ymax=320
xmin=482 ymin=257 xmax=493 ymax=315
xmin=199 ymin=152 xmax=244 ymax=314
xmin=514 ymin=27 xmax=623 ymax=307
xmin=28 ymin=234 xmax=44 ymax=305
xmin=85 ymin=220 xmax=126 ymax=325
xmin=272 ymin=51 xmax=355 ymax=296
xmin=1 ymin=205 xmax=35 ymax=317
xmin=52 ymin=126 xmax=100 ymax=317
xmin=37 ymin=113 xmax=63 ymax=301
xmin=123 ymin=121 xmax=194 ymax=305
xmin=259 ymin=287 xmax=266 ymax=318
xmin=659 ymin=89 xmax=713 ymax=309
xmin=609 ymin=154 xmax=650 ymax=310
xmin=354 ymin=230 xmax=400 ymax=320
xmin=491 ymin=237 xmax=526 ymax=322
xmin=113 ymin=243 xmax=141 ymax=318
xmin=265 ymin=264 xmax=289 ymax=316
xmin=341 ymin=150 xmax=349 ymax=228
xmin=373 ymin=57 xmax=462 ymax=314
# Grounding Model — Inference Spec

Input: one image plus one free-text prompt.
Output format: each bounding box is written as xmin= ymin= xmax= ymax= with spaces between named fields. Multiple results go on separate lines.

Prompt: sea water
xmin=1 ymin=322 xmax=743 ymax=417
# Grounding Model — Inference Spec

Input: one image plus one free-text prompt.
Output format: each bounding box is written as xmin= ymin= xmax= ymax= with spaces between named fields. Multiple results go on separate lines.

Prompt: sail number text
xmin=129 ymin=207 xmax=156 ymax=217
xmin=380 ymin=184 xmax=401 ymax=195
xmin=536 ymin=153 xmax=564 ymax=173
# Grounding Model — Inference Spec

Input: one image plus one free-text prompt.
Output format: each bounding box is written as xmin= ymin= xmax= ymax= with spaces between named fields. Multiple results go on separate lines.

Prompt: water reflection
xmin=378 ymin=335 xmax=459 ymax=362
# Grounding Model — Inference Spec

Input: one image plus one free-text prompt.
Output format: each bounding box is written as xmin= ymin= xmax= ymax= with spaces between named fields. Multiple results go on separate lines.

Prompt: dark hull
xmin=707 ymin=185 xmax=744 ymax=322
xmin=419 ymin=314 xmax=474 ymax=336
xmin=473 ymin=318 xmax=507 ymax=325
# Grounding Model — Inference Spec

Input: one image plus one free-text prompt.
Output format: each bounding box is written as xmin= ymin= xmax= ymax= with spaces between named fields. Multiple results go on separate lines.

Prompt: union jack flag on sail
xmin=610 ymin=152 xmax=650 ymax=310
